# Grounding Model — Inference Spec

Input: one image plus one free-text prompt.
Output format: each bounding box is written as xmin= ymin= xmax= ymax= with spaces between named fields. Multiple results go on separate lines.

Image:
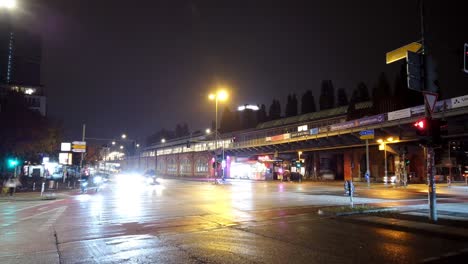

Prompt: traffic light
xmin=413 ymin=118 xmax=448 ymax=145
xmin=414 ymin=118 xmax=430 ymax=136
xmin=425 ymin=56 xmax=439 ymax=93
xmin=431 ymin=119 xmax=448 ymax=145
xmin=464 ymin=43 xmax=468 ymax=74
xmin=7 ymin=158 xmax=18 ymax=169
xmin=407 ymin=51 xmax=423 ymax=91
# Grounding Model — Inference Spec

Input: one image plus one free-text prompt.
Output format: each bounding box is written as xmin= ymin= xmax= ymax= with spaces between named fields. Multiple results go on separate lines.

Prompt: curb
xmin=343 ymin=214 xmax=468 ymax=240
xmin=317 ymin=207 xmax=397 ymax=217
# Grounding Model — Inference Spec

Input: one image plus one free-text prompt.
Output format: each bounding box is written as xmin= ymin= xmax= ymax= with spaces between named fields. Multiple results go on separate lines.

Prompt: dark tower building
xmin=0 ymin=13 xmax=45 ymax=116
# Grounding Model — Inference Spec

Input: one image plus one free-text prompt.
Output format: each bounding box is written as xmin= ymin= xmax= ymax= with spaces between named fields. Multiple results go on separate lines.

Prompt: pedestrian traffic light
xmin=464 ymin=43 xmax=468 ymax=74
xmin=7 ymin=158 xmax=18 ymax=168
xmin=414 ymin=118 xmax=429 ymax=136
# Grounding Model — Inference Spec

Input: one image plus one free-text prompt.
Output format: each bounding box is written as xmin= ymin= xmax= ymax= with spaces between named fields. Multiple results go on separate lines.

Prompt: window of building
xmin=195 ymin=159 xmax=209 ymax=173
xmin=180 ymin=158 xmax=192 ymax=173
xmin=167 ymin=158 xmax=177 ymax=172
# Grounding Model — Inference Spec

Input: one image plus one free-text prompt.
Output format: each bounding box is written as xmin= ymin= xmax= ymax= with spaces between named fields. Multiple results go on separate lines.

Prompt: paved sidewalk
xmin=0 ymin=190 xmax=72 ymax=202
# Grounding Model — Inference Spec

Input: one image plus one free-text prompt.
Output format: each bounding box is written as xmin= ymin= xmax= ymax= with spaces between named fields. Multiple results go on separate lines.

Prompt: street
xmin=1 ymin=178 xmax=468 ymax=264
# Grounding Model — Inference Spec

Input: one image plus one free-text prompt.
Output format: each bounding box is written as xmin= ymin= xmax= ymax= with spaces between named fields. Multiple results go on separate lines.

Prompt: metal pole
xmin=420 ymin=0 xmax=437 ymax=221
xmin=80 ymin=124 xmax=86 ymax=180
xmin=448 ymin=142 xmax=452 ymax=186
xmin=365 ymin=139 xmax=370 ymax=186
xmin=428 ymin=147 xmax=437 ymax=221
xmin=215 ymin=97 xmax=218 ymax=180
xmin=384 ymin=143 xmax=388 ymax=180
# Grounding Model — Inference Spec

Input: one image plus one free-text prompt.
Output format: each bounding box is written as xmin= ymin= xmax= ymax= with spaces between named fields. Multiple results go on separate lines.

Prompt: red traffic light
xmin=414 ymin=120 xmax=426 ymax=129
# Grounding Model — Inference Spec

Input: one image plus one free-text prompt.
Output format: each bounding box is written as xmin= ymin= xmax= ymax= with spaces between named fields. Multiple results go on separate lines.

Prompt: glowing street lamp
xmin=161 ymin=138 xmax=166 ymax=143
xmin=0 ymin=0 xmax=16 ymax=9
xmin=111 ymin=141 xmax=116 ymax=145
xmin=120 ymin=145 xmax=124 ymax=150
xmin=206 ymin=128 xmax=211 ymax=134
xmin=121 ymin=134 xmax=127 ymax=139
xmin=208 ymin=88 xmax=229 ymax=179
xmin=136 ymin=143 xmax=140 ymax=148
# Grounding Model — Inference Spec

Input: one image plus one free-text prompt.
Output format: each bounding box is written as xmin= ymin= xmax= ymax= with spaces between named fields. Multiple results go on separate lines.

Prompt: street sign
xmin=386 ymin=42 xmax=422 ymax=64
xmin=59 ymin=152 xmax=72 ymax=165
xmin=359 ymin=129 xmax=375 ymax=140
xmin=423 ymin=92 xmax=438 ymax=114
xmin=359 ymin=129 xmax=374 ymax=139
xmin=61 ymin=142 xmax=71 ymax=152
xmin=72 ymin=141 xmax=86 ymax=153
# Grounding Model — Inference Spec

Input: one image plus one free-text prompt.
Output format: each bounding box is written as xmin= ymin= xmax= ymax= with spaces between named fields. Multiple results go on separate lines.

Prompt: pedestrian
xmin=5 ymin=177 xmax=16 ymax=196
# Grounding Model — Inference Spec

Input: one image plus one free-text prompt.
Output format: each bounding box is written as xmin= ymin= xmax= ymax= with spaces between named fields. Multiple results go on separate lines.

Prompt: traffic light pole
xmin=420 ymin=0 xmax=437 ymax=222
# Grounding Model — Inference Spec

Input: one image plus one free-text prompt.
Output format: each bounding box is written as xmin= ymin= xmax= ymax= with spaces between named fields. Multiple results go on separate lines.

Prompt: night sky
xmin=15 ymin=0 xmax=468 ymax=144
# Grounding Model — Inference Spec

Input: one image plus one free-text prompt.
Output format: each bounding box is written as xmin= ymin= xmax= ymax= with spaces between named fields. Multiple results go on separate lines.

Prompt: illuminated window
xmin=297 ymin=125 xmax=308 ymax=132
xmin=195 ymin=159 xmax=208 ymax=173
xmin=167 ymin=158 xmax=177 ymax=172
xmin=180 ymin=158 xmax=192 ymax=173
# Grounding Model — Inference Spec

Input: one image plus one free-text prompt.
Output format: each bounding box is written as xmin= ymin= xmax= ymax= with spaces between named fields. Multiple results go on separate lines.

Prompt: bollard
xmin=41 ymin=182 xmax=45 ymax=196
xmin=33 ymin=182 xmax=36 ymax=191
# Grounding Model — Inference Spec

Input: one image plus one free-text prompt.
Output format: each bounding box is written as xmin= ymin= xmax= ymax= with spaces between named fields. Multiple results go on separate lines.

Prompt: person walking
xmin=6 ymin=177 xmax=16 ymax=196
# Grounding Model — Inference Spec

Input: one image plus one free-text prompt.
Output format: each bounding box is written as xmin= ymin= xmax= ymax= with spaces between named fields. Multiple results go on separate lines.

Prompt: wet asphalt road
xmin=0 ymin=178 xmax=467 ymax=264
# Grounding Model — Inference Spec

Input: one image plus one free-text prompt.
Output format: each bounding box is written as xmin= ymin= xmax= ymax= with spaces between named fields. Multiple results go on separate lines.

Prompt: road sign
xmin=72 ymin=141 xmax=86 ymax=153
xmin=423 ymin=92 xmax=438 ymax=114
xmin=386 ymin=42 xmax=422 ymax=64
xmin=359 ymin=129 xmax=375 ymax=140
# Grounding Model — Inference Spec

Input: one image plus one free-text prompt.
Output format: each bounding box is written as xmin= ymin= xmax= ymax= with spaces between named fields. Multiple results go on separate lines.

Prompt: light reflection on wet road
xmin=0 ymin=179 xmax=467 ymax=263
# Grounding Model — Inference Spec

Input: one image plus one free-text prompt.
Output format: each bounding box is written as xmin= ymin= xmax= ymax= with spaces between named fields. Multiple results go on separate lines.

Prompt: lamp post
xmin=208 ymin=90 xmax=228 ymax=179
xmin=377 ymin=137 xmax=394 ymax=181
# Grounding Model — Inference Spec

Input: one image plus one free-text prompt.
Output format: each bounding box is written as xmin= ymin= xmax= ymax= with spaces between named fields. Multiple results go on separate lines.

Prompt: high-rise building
xmin=0 ymin=14 xmax=45 ymax=116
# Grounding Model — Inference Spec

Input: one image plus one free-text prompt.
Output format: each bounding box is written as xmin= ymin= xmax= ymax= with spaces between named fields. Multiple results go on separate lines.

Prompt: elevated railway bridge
xmin=122 ymin=94 xmax=468 ymax=183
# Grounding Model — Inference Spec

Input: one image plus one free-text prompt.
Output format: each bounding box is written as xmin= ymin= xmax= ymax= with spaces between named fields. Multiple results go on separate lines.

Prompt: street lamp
xmin=112 ymin=141 xmax=116 ymax=145
xmin=206 ymin=128 xmax=211 ymax=134
xmin=120 ymin=145 xmax=124 ymax=150
xmin=208 ymin=89 xmax=229 ymax=179
xmin=161 ymin=138 xmax=166 ymax=143
xmin=377 ymin=137 xmax=395 ymax=181
xmin=136 ymin=143 xmax=140 ymax=148
xmin=0 ymin=0 xmax=16 ymax=9
xmin=121 ymin=134 xmax=127 ymax=139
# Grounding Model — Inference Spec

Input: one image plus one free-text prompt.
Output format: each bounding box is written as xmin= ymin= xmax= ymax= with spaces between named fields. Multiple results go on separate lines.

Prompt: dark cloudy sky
xmin=14 ymin=0 xmax=468 ymax=144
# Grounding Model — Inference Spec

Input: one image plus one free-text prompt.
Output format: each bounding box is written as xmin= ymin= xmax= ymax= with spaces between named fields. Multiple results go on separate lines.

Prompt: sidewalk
xmin=0 ymin=189 xmax=72 ymax=202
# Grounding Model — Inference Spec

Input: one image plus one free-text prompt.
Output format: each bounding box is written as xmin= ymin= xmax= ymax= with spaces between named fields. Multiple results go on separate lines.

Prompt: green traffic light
xmin=7 ymin=158 xmax=18 ymax=168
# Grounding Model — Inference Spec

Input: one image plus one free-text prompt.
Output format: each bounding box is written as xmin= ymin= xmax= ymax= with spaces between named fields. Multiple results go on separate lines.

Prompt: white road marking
xmin=0 ymin=206 xmax=68 ymax=229
xmin=38 ymin=206 xmax=67 ymax=232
